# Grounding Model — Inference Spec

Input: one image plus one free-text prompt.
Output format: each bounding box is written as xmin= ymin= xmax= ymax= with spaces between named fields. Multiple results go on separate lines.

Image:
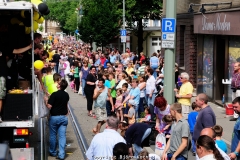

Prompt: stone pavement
xmin=66 ymin=87 xmax=106 ymax=147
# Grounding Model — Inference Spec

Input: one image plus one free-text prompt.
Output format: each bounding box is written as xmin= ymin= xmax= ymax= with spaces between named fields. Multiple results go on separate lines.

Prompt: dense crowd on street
xmin=5 ymin=33 xmax=240 ymax=160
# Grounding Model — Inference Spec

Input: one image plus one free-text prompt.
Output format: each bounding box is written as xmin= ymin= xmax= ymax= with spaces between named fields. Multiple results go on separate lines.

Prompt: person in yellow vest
xmin=174 ymin=72 xmax=193 ymax=119
xmin=48 ymin=73 xmax=61 ymax=95
xmin=42 ymin=67 xmax=54 ymax=95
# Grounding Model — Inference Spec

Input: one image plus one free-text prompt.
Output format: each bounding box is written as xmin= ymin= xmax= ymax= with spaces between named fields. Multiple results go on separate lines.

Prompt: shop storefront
xmin=194 ymin=10 xmax=240 ymax=103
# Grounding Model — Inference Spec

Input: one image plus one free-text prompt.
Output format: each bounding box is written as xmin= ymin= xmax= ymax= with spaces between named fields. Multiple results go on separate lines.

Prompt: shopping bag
xmin=155 ymin=133 xmax=166 ymax=157
xmin=39 ymin=91 xmax=50 ymax=118
xmin=78 ymin=86 xmax=82 ymax=95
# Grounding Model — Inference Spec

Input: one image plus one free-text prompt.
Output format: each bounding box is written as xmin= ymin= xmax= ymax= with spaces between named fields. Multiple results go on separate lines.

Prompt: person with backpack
xmin=161 ymin=103 xmax=190 ymax=160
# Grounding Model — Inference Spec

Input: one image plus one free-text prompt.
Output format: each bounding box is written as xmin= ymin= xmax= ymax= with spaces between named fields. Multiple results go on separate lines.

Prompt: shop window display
xmin=228 ymin=36 xmax=240 ymax=101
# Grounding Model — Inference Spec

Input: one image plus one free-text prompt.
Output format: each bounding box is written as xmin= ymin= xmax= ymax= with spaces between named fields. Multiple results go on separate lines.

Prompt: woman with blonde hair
xmin=125 ymin=62 xmax=134 ymax=76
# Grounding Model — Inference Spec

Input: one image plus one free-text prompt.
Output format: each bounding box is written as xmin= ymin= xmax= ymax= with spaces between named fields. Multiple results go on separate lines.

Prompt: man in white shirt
xmin=196 ymin=128 xmax=230 ymax=160
xmin=86 ymin=116 xmax=126 ymax=160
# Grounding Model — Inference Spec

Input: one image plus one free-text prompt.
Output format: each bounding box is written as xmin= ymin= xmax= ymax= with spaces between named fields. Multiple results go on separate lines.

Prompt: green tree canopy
xmin=124 ymin=0 xmax=163 ymax=55
xmin=79 ymin=0 xmax=121 ymax=47
xmin=45 ymin=0 xmax=79 ymax=33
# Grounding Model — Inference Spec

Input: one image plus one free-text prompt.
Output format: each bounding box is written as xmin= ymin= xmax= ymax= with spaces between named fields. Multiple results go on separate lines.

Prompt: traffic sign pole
xmin=163 ymin=0 xmax=176 ymax=104
xmin=123 ymin=0 xmax=126 ymax=53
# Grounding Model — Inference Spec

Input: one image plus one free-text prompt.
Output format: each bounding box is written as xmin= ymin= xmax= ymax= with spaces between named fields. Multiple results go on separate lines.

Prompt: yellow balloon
xmin=25 ymin=27 xmax=31 ymax=34
xmin=33 ymin=21 xmax=38 ymax=31
xmin=34 ymin=60 xmax=44 ymax=70
xmin=36 ymin=17 xmax=44 ymax=24
xmin=21 ymin=10 xmax=25 ymax=18
xmin=10 ymin=18 xmax=21 ymax=25
xmin=31 ymin=0 xmax=42 ymax=5
xmin=33 ymin=11 xmax=40 ymax=21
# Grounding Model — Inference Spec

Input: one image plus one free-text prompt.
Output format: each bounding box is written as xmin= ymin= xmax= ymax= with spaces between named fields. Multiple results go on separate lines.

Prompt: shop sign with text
xmin=194 ymin=11 xmax=240 ymax=35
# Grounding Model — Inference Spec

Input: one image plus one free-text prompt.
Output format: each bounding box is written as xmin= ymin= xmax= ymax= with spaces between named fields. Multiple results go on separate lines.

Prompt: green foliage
xmin=124 ymin=0 xmax=163 ymax=54
xmin=38 ymin=24 xmax=44 ymax=32
xmin=79 ymin=0 xmax=121 ymax=46
xmin=45 ymin=0 xmax=79 ymax=33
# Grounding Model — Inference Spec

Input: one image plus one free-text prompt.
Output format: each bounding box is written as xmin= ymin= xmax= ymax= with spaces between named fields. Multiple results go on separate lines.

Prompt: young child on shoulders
xmin=212 ymin=125 xmax=228 ymax=153
xmin=140 ymin=107 xmax=151 ymax=122
xmin=188 ymin=102 xmax=200 ymax=156
xmin=115 ymin=89 xmax=123 ymax=121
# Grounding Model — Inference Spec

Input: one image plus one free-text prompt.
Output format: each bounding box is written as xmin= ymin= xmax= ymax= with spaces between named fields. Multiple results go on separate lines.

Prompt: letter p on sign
xmin=162 ymin=18 xmax=176 ymax=33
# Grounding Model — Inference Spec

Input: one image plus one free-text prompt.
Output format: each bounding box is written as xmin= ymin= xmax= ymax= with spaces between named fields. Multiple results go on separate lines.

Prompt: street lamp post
xmin=123 ymin=0 xmax=125 ymax=54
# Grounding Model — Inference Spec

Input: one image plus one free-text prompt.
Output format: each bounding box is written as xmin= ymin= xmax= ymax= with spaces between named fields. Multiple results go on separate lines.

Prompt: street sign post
xmin=162 ymin=33 xmax=175 ymax=41
xmin=162 ymin=41 xmax=175 ymax=48
xmin=120 ymin=29 xmax=126 ymax=43
xmin=162 ymin=2 xmax=176 ymax=104
xmin=162 ymin=18 xmax=176 ymax=33
xmin=161 ymin=18 xmax=176 ymax=49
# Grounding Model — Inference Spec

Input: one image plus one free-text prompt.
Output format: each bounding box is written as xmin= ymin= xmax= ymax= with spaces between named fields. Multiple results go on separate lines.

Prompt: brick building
xmin=162 ymin=0 xmax=240 ymax=103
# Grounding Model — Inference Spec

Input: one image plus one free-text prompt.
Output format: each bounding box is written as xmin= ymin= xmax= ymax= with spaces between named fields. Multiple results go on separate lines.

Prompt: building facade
xmin=162 ymin=0 xmax=240 ymax=103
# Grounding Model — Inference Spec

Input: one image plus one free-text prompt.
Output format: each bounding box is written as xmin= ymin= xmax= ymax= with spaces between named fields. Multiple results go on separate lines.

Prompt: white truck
xmin=0 ymin=1 xmax=44 ymax=159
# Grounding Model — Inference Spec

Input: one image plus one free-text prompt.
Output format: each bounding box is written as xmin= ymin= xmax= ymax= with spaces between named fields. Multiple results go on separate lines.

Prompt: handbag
xmin=39 ymin=91 xmax=50 ymax=118
xmin=155 ymin=133 xmax=166 ymax=157
xmin=78 ymin=86 xmax=83 ymax=95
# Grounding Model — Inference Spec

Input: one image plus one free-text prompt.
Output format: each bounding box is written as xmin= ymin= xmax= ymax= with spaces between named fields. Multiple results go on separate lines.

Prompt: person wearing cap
xmin=124 ymin=99 xmax=136 ymax=125
xmin=86 ymin=115 xmax=125 ymax=160
xmin=125 ymin=122 xmax=152 ymax=157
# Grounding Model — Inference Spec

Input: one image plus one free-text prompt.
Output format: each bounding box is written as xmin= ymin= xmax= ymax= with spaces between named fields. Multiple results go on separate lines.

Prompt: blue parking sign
xmin=120 ymin=29 xmax=127 ymax=36
xmin=162 ymin=18 xmax=176 ymax=33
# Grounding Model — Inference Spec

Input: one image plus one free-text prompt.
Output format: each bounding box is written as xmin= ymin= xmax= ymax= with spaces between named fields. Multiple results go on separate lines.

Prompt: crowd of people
xmin=29 ymin=34 xmax=240 ymax=160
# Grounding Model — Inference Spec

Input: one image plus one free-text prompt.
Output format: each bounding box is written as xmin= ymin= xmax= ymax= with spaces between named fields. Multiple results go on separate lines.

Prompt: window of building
xmin=143 ymin=19 xmax=149 ymax=27
xmin=153 ymin=20 xmax=160 ymax=27
xmin=152 ymin=37 xmax=161 ymax=46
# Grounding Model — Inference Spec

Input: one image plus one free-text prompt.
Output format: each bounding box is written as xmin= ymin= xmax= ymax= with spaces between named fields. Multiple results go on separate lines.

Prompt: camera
xmin=232 ymin=88 xmax=236 ymax=92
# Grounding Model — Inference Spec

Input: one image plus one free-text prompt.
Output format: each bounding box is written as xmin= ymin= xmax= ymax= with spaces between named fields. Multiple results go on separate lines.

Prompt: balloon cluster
xmin=10 ymin=0 xmax=50 ymax=34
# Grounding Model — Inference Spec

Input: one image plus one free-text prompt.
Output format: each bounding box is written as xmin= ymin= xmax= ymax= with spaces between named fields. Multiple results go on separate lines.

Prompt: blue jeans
xmin=151 ymin=65 xmax=158 ymax=79
xmin=49 ymin=115 xmax=68 ymax=159
xmin=135 ymin=104 xmax=139 ymax=119
xmin=54 ymin=64 xmax=59 ymax=73
xmin=147 ymin=93 xmax=156 ymax=107
xmin=191 ymin=132 xmax=196 ymax=153
xmin=106 ymin=100 xmax=113 ymax=117
xmin=167 ymin=153 xmax=187 ymax=160
xmin=133 ymin=128 xmax=151 ymax=157
xmin=81 ymin=79 xmax=86 ymax=96
xmin=138 ymin=97 xmax=145 ymax=117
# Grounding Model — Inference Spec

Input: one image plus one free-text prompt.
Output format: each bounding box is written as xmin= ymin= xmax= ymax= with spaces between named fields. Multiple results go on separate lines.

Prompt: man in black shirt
xmin=47 ymin=79 xmax=69 ymax=160
xmin=52 ymin=51 xmax=61 ymax=73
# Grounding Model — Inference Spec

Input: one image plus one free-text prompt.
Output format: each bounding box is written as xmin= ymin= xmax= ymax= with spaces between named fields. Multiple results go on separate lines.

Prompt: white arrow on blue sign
xmin=162 ymin=18 xmax=176 ymax=33
xmin=120 ymin=29 xmax=127 ymax=36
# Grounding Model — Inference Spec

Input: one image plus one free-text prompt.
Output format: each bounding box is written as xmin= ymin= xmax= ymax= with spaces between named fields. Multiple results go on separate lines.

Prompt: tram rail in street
xmin=68 ymin=104 xmax=89 ymax=159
